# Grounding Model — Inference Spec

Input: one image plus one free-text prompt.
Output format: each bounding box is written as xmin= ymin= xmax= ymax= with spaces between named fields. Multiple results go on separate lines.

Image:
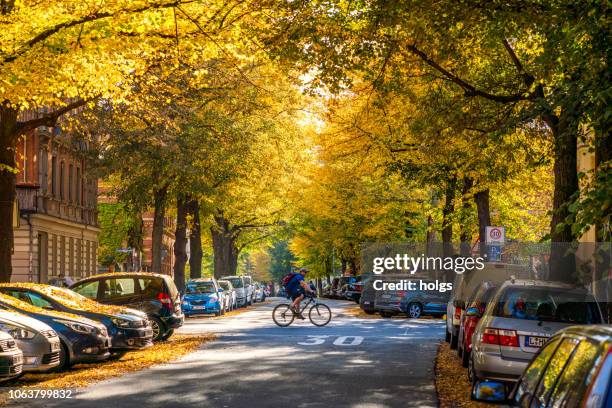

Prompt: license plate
xmin=13 ymin=354 xmax=22 ymax=365
xmin=50 ymin=342 xmax=61 ymax=352
xmin=526 ymin=336 xmax=547 ymax=347
xmin=192 ymin=306 xmax=205 ymax=310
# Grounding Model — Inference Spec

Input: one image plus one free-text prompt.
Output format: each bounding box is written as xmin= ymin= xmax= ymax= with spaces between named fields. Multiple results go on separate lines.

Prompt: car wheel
xmin=445 ymin=329 xmax=451 ymax=342
xmin=467 ymin=354 xmax=476 ymax=384
xmin=54 ymin=341 xmax=70 ymax=371
xmin=380 ymin=311 xmax=394 ymax=318
xmin=161 ymin=329 xmax=174 ymax=341
xmin=220 ymin=307 xmax=225 ymax=316
xmin=364 ymin=308 xmax=376 ymax=315
xmin=108 ymin=351 xmax=128 ymax=361
xmin=450 ymin=330 xmax=458 ymax=349
xmin=149 ymin=317 xmax=165 ymax=342
xmin=461 ymin=346 xmax=470 ymax=368
xmin=407 ymin=303 xmax=423 ymax=318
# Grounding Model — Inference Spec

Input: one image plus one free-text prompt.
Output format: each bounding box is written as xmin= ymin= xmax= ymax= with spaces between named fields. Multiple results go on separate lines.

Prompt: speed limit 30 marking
xmin=298 ymin=335 xmax=364 ymax=346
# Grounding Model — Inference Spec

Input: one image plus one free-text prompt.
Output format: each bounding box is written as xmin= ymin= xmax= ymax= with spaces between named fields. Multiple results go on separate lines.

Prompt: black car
xmin=0 ymin=292 xmax=111 ymax=368
xmin=0 ymin=284 xmax=153 ymax=356
xmin=70 ymin=272 xmax=183 ymax=341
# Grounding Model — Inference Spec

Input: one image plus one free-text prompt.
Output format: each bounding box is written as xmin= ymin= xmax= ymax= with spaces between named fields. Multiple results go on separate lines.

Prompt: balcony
xmin=15 ymin=185 xmax=98 ymax=227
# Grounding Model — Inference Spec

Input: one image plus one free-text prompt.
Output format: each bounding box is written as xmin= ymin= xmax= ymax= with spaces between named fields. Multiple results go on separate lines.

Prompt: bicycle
xmin=272 ymin=293 xmax=332 ymax=327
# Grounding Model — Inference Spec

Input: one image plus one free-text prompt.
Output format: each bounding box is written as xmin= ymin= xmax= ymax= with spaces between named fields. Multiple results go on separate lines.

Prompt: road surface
xmin=12 ymin=298 xmax=445 ymax=408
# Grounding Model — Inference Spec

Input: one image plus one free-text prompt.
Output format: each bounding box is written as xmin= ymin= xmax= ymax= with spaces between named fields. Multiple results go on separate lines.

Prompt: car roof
xmin=187 ymin=278 xmax=216 ymax=283
xmin=74 ymin=272 xmax=170 ymax=282
xmin=499 ymin=279 xmax=587 ymax=290
xmin=554 ymin=325 xmax=612 ymax=344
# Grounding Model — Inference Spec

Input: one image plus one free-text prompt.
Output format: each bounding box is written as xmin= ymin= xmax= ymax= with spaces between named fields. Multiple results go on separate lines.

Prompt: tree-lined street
xmin=13 ymin=299 xmax=444 ymax=408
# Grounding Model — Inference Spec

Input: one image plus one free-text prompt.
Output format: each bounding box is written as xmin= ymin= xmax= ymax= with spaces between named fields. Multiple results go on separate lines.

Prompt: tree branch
xmin=405 ymin=44 xmax=530 ymax=103
xmin=14 ymin=99 xmax=90 ymax=136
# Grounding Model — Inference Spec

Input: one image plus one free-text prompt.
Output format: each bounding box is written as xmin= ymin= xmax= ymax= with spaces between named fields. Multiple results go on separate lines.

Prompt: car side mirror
xmin=471 ymin=380 xmax=508 ymax=403
xmin=466 ymin=307 xmax=481 ymax=317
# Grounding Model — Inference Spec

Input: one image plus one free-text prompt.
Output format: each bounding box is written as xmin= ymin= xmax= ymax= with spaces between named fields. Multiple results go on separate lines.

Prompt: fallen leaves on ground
xmin=344 ymin=304 xmax=384 ymax=319
xmin=0 ymin=333 xmax=216 ymax=405
xmin=435 ymin=342 xmax=490 ymax=408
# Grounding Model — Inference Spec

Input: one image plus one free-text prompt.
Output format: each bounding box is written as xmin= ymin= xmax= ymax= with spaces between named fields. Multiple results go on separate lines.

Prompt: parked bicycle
xmin=272 ymin=293 xmax=332 ymax=327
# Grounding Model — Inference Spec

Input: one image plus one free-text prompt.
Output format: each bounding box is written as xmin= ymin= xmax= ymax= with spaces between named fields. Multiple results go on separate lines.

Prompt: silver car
xmin=220 ymin=276 xmax=247 ymax=307
xmin=0 ymin=331 xmax=23 ymax=381
xmin=0 ymin=310 xmax=61 ymax=372
xmin=469 ymin=279 xmax=604 ymax=385
xmin=218 ymin=280 xmax=236 ymax=311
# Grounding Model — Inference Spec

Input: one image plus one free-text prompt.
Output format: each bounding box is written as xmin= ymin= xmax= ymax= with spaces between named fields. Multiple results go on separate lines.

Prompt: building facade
xmin=12 ymin=124 xmax=99 ymax=283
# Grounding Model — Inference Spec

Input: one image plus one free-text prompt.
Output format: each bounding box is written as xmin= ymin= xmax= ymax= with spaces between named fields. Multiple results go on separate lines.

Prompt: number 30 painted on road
xmin=298 ymin=335 xmax=363 ymax=346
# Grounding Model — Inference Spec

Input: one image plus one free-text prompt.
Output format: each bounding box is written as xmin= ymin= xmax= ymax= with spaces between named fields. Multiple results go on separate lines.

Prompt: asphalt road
xmin=13 ymin=298 xmax=445 ymax=408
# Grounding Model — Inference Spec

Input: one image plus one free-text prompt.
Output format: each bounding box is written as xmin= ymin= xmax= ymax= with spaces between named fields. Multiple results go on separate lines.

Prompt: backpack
xmin=281 ymin=273 xmax=297 ymax=288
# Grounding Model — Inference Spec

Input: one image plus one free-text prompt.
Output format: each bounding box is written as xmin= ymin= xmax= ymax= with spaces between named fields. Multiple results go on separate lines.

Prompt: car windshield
xmin=218 ymin=282 xmax=230 ymax=290
xmin=186 ymin=282 xmax=216 ymax=294
xmin=494 ymin=286 xmax=601 ymax=324
xmin=225 ymin=278 xmax=243 ymax=288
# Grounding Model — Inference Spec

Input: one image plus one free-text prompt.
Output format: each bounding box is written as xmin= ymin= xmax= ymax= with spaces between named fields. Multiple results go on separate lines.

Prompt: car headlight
xmin=53 ymin=319 xmax=96 ymax=334
xmin=111 ymin=318 xmax=131 ymax=328
xmin=0 ymin=324 xmax=36 ymax=340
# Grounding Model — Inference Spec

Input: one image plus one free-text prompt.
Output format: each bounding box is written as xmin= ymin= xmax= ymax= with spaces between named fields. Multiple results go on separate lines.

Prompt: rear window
xmin=186 ymin=282 xmax=216 ymax=294
xmin=225 ymin=278 xmax=243 ymax=288
xmin=161 ymin=277 xmax=179 ymax=299
xmin=138 ymin=278 xmax=164 ymax=299
xmin=218 ymin=282 xmax=230 ymax=290
xmin=494 ymin=286 xmax=601 ymax=324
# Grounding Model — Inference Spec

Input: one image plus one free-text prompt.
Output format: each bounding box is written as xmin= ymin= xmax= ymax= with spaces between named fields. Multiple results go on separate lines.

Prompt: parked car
xmin=335 ymin=276 xmax=356 ymax=299
xmin=0 ymin=331 xmax=23 ymax=381
xmin=469 ymin=279 xmax=604 ymax=389
xmin=182 ymin=278 xmax=225 ymax=316
xmin=70 ymin=272 xmax=183 ymax=341
xmin=253 ymin=283 xmax=265 ymax=302
xmin=447 ymin=262 xmax=527 ymax=349
xmin=457 ymin=281 xmax=498 ymax=367
xmin=0 ymin=283 xmax=153 ymax=357
xmin=243 ymin=276 xmax=254 ymax=305
xmin=217 ymin=280 xmax=236 ymax=311
xmin=0 ymin=293 xmax=110 ymax=368
xmin=399 ymin=282 xmax=451 ymax=318
xmin=359 ymin=277 xmax=379 ymax=314
xmin=277 ymin=287 xmax=287 ymax=298
xmin=220 ymin=276 xmax=247 ymax=307
xmin=0 ymin=309 xmax=61 ymax=372
xmin=344 ymin=275 xmax=367 ymax=303
xmin=472 ymin=325 xmax=612 ymax=407
xmin=373 ymin=276 xmax=412 ymax=317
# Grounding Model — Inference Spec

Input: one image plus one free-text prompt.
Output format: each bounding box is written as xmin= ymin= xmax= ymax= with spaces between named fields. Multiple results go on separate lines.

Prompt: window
xmin=548 ymin=340 xmax=600 ymax=407
xmin=51 ymin=156 xmax=57 ymax=196
xmin=76 ymin=167 xmax=81 ymax=205
xmin=39 ymin=148 xmax=48 ymax=194
xmin=68 ymin=164 xmax=73 ymax=202
xmin=72 ymin=280 xmax=99 ymax=300
xmin=138 ymin=278 xmax=164 ymax=299
xmin=515 ymin=338 xmax=561 ymax=406
xmin=531 ymin=339 xmax=578 ymax=407
xmin=59 ymin=161 xmax=65 ymax=200
xmin=8 ymin=290 xmax=55 ymax=310
xmin=101 ymin=278 xmax=137 ymax=299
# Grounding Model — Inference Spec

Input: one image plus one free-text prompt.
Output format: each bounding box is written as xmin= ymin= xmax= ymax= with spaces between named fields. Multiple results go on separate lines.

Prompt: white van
xmin=242 ymin=276 xmax=254 ymax=305
xmin=446 ymin=262 xmax=529 ymax=348
xmin=220 ymin=276 xmax=247 ymax=307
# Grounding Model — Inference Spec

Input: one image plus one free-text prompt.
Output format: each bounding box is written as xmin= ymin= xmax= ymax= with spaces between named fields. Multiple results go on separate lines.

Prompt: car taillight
xmin=157 ymin=292 xmax=173 ymax=309
xmin=396 ymin=291 xmax=406 ymax=297
xmin=454 ymin=307 xmax=461 ymax=321
xmin=481 ymin=328 xmax=519 ymax=347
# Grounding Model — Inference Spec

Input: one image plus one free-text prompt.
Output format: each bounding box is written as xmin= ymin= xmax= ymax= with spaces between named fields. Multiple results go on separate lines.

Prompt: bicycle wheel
xmin=309 ymin=303 xmax=332 ymax=327
xmin=272 ymin=304 xmax=295 ymax=327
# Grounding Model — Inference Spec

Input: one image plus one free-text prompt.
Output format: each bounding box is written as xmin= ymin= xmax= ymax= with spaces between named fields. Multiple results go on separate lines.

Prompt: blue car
xmin=400 ymin=285 xmax=451 ymax=318
xmin=0 ymin=293 xmax=111 ymax=368
xmin=182 ymin=279 xmax=225 ymax=317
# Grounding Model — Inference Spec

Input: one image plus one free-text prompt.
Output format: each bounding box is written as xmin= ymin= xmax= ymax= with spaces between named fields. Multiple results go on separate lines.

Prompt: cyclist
xmin=286 ymin=268 xmax=316 ymax=319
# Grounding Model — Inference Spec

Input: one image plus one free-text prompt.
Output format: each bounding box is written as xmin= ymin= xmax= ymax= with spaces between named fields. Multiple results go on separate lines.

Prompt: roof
xmin=73 ymin=271 xmax=171 ymax=283
xmin=554 ymin=325 xmax=612 ymax=343
xmin=187 ymin=278 xmax=216 ymax=283
xmin=499 ymin=279 xmax=588 ymax=290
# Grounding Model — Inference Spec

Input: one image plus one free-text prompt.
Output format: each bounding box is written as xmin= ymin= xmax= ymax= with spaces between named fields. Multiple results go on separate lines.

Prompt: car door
xmin=99 ymin=278 xmax=142 ymax=308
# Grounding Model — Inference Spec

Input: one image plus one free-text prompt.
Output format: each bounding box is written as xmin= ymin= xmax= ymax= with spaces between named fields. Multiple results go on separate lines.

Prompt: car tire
xmin=54 ymin=341 xmax=71 ymax=371
xmin=160 ymin=329 xmax=174 ymax=341
xmin=461 ymin=347 xmax=470 ymax=368
xmin=450 ymin=330 xmax=458 ymax=349
xmin=445 ymin=329 xmax=451 ymax=342
xmin=467 ymin=354 xmax=476 ymax=384
xmin=380 ymin=311 xmax=394 ymax=318
xmin=108 ymin=351 xmax=128 ymax=361
xmin=149 ymin=317 xmax=166 ymax=342
xmin=407 ymin=303 xmax=423 ymax=318
xmin=364 ymin=309 xmax=376 ymax=315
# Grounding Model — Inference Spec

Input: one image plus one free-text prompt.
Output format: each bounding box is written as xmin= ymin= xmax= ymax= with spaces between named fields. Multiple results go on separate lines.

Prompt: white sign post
xmin=485 ymin=226 xmax=505 ymax=245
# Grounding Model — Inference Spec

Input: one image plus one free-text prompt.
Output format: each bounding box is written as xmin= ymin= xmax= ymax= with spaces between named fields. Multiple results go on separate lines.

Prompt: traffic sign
xmin=485 ymin=226 xmax=505 ymax=245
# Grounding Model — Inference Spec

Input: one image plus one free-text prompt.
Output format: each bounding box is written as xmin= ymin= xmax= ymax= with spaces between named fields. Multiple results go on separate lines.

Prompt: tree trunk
xmin=547 ymin=115 xmax=579 ymax=282
xmin=211 ymin=214 xmax=239 ymax=279
xmin=188 ymin=198 xmax=202 ymax=279
xmin=173 ymin=196 xmax=188 ymax=292
xmin=460 ymin=177 xmax=473 ymax=255
xmin=442 ymin=177 xmax=456 ymax=256
xmin=151 ymin=185 xmax=168 ymax=273
xmin=0 ymin=106 xmax=18 ymax=283
xmin=474 ymin=188 xmax=491 ymax=257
